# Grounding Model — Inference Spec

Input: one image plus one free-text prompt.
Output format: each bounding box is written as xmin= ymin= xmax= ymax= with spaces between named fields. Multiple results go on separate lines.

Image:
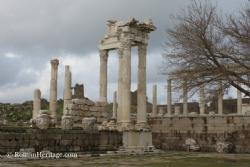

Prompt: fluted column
xmin=137 ymin=44 xmax=147 ymax=126
xmin=152 ymin=85 xmax=157 ymax=117
xmin=33 ymin=89 xmax=41 ymax=119
xmin=217 ymin=81 xmax=223 ymax=115
xmin=49 ymin=59 xmax=59 ymax=120
xmin=199 ymin=84 xmax=205 ymax=115
xmin=112 ymin=91 xmax=117 ymax=119
xmin=183 ymin=80 xmax=188 ymax=115
xmin=63 ymin=65 xmax=72 ymax=115
xmin=167 ymin=79 xmax=172 ymax=116
xmin=99 ymin=49 xmax=108 ymax=103
xmin=237 ymin=89 xmax=242 ymax=115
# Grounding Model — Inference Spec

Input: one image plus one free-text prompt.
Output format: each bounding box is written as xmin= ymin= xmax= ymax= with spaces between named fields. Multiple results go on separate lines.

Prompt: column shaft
xmin=63 ymin=65 xmax=72 ymax=115
xmin=237 ymin=89 xmax=242 ymax=114
xmin=33 ymin=89 xmax=41 ymax=119
xmin=117 ymin=49 xmax=124 ymax=123
xmin=152 ymin=85 xmax=157 ymax=117
xmin=137 ymin=44 xmax=147 ymax=125
xmin=112 ymin=91 xmax=117 ymax=119
xmin=99 ymin=49 xmax=108 ymax=103
xmin=121 ymin=45 xmax=131 ymax=126
xmin=167 ymin=79 xmax=172 ymax=116
xmin=49 ymin=59 xmax=59 ymax=119
xmin=199 ymin=84 xmax=205 ymax=114
xmin=183 ymin=80 xmax=188 ymax=115
xmin=218 ymin=81 xmax=223 ymax=115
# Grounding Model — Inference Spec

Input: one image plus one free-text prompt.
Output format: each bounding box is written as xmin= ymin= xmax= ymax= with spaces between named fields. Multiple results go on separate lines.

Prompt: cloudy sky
xmin=0 ymin=0 xmax=247 ymax=104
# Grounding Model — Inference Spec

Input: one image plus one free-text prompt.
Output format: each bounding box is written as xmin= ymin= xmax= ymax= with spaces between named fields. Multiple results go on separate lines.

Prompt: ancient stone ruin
xmin=1 ymin=18 xmax=250 ymax=155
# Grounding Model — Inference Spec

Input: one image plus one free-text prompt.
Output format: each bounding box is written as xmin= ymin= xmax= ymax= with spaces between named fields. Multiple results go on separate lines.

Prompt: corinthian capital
xmin=50 ymin=59 xmax=59 ymax=69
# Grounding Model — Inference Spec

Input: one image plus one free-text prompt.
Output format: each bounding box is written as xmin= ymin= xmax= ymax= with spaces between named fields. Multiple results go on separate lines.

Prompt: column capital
xmin=51 ymin=59 xmax=59 ymax=68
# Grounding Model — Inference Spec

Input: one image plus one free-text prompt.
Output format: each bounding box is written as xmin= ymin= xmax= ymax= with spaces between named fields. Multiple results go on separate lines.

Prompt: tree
xmin=163 ymin=0 xmax=250 ymax=97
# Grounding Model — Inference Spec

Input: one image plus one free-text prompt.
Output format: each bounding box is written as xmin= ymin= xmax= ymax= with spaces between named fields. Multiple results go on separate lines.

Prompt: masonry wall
xmin=0 ymin=127 xmax=122 ymax=154
xmin=149 ymin=115 xmax=250 ymax=153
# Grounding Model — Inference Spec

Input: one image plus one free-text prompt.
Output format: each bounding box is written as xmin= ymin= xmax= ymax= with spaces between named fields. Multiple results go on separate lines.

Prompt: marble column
xmin=63 ymin=65 xmax=72 ymax=115
xmin=217 ymin=81 xmax=223 ymax=115
xmin=49 ymin=59 xmax=59 ymax=120
xmin=152 ymin=85 xmax=157 ymax=117
xmin=237 ymin=89 xmax=242 ymax=114
xmin=183 ymin=80 xmax=188 ymax=115
xmin=167 ymin=79 xmax=172 ymax=116
xmin=117 ymin=48 xmax=124 ymax=123
xmin=112 ymin=91 xmax=117 ymax=119
xmin=120 ymin=42 xmax=131 ymax=127
xmin=137 ymin=44 xmax=147 ymax=126
xmin=99 ymin=49 xmax=108 ymax=103
xmin=199 ymin=84 xmax=205 ymax=115
xmin=33 ymin=89 xmax=41 ymax=119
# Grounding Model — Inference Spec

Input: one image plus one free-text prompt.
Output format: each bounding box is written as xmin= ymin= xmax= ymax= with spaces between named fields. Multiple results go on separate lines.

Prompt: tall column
xmin=112 ymin=91 xmax=117 ymax=119
xmin=63 ymin=65 xmax=72 ymax=115
xmin=152 ymin=85 xmax=157 ymax=117
xmin=117 ymin=48 xmax=124 ymax=123
xmin=33 ymin=89 xmax=41 ymax=119
xmin=137 ymin=44 xmax=147 ymax=126
xmin=99 ymin=50 xmax=108 ymax=103
xmin=199 ymin=84 xmax=205 ymax=115
xmin=120 ymin=41 xmax=131 ymax=127
xmin=49 ymin=59 xmax=59 ymax=120
xmin=183 ymin=79 xmax=188 ymax=115
xmin=237 ymin=89 xmax=242 ymax=114
xmin=217 ymin=81 xmax=223 ymax=115
xmin=167 ymin=79 xmax=172 ymax=116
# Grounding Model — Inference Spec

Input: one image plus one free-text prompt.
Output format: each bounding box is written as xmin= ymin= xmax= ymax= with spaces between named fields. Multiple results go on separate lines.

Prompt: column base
xmin=135 ymin=122 xmax=150 ymax=130
xmin=117 ymin=122 xmax=133 ymax=131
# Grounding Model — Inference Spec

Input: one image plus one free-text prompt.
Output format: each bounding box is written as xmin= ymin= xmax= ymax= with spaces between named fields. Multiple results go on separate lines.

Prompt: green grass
xmin=1 ymin=153 xmax=250 ymax=167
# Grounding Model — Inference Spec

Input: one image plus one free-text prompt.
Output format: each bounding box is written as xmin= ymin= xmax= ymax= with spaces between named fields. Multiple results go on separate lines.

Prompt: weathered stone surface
xmin=35 ymin=110 xmax=50 ymax=129
xmin=185 ymin=138 xmax=200 ymax=151
xmin=61 ymin=116 xmax=73 ymax=130
xmin=82 ymin=117 xmax=97 ymax=131
xmin=216 ymin=141 xmax=235 ymax=153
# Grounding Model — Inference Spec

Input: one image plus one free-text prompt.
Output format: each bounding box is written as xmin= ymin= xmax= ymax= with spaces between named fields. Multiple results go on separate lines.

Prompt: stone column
xmin=33 ymin=89 xmax=41 ymax=119
xmin=137 ymin=44 xmax=147 ymax=127
xmin=49 ymin=59 xmax=59 ymax=120
xmin=183 ymin=80 xmax=188 ymax=115
xmin=63 ymin=65 xmax=72 ymax=115
xmin=167 ymin=79 xmax=172 ymax=116
xmin=99 ymin=49 xmax=108 ymax=103
xmin=217 ymin=81 xmax=223 ymax=115
xmin=117 ymin=48 xmax=124 ymax=123
xmin=199 ymin=84 xmax=205 ymax=115
xmin=152 ymin=84 xmax=157 ymax=117
xmin=112 ymin=91 xmax=117 ymax=119
xmin=237 ymin=89 xmax=242 ymax=114
xmin=120 ymin=41 xmax=131 ymax=128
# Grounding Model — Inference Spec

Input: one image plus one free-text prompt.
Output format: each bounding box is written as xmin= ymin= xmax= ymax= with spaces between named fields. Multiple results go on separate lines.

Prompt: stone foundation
xmin=149 ymin=115 xmax=250 ymax=153
xmin=0 ymin=127 xmax=122 ymax=154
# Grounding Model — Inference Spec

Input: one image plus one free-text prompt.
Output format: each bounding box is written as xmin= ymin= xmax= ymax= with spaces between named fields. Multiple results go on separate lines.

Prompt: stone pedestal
xmin=61 ymin=116 xmax=73 ymax=130
xmin=122 ymin=130 xmax=154 ymax=153
xmin=35 ymin=110 xmax=50 ymax=129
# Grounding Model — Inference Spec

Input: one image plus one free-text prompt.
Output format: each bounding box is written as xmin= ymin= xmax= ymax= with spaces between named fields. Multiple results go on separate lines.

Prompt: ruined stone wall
xmin=149 ymin=115 xmax=250 ymax=153
xmin=0 ymin=127 xmax=122 ymax=154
